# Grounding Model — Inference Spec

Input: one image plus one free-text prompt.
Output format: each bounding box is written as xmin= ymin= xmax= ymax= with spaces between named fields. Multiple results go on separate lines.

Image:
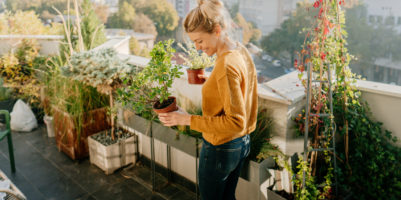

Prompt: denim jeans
xmin=198 ymin=134 xmax=250 ymax=200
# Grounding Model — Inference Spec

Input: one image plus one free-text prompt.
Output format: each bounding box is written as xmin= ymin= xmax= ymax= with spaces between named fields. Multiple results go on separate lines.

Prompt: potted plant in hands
xmin=63 ymin=48 xmax=139 ymax=174
xmin=178 ymin=42 xmax=215 ymax=84
xmin=119 ymin=39 xmax=183 ymax=116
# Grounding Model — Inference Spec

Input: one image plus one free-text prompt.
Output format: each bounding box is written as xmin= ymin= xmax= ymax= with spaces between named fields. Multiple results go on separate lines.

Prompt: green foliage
xmin=64 ymin=48 xmax=137 ymax=91
xmin=0 ymin=40 xmax=44 ymax=106
xmin=107 ymin=1 xmax=136 ymax=29
xmin=261 ymin=1 xmax=316 ymax=66
xmin=247 ymin=108 xmax=275 ymax=162
xmin=5 ymin=0 xmax=68 ymax=17
xmin=293 ymin=158 xmax=320 ymax=200
xmin=293 ymin=0 xmax=401 ymax=199
xmin=346 ymin=4 xmax=401 ymax=62
xmin=0 ymin=78 xmax=12 ymax=101
xmin=128 ymin=0 xmax=179 ymax=37
xmin=80 ymin=0 xmax=107 ymax=50
xmin=234 ymin=13 xmax=262 ymax=44
xmin=130 ymin=37 xmax=150 ymax=58
xmin=334 ymin=94 xmax=401 ymax=199
xmin=118 ymin=39 xmax=183 ymax=118
xmin=177 ymin=42 xmax=215 ymax=70
xmin=0 ymin=10 xmax=58 ymax=35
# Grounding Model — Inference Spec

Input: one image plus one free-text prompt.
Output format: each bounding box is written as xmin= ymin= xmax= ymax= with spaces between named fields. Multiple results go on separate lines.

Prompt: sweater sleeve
xmin=190 ymin=65 xmax=246 ymax=135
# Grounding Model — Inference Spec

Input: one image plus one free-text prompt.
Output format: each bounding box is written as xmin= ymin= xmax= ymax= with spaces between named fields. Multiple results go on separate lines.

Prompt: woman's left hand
xmin=158 ymin=107 xmax=191 ymax=127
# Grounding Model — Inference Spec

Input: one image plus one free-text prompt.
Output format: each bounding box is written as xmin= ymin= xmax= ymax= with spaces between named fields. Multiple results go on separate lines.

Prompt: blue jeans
xmin=198 ymin=134 xmax=250 ymax=200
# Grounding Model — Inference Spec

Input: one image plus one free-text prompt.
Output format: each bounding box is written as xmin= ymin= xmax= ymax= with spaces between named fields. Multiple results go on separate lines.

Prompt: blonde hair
xmin=184 ymin=0 xmax=233 ymax=35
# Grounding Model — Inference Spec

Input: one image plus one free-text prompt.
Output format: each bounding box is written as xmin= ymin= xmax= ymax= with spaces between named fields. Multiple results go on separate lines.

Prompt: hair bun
xmin=198 ymin=0 xmax=223 ymax=7
xmin=197 ymin=0 xmax=205 ymax=6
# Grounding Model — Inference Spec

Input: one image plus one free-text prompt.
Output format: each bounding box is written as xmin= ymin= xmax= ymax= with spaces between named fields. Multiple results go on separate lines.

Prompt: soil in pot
xmin=91 ymin=128 xmax=134 ymax=146
xmin=153 ymin=96 xmax=178 ymax=114
xmin=187 ymin=68 xmax=205 ymax=84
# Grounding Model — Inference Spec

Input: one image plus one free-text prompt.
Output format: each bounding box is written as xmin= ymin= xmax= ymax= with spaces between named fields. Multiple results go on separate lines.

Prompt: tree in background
xmin=140 ymin=0 xmax=178 ymax=38
xmin=346 ymin=4 xmax=401 ymax=63
xmin=6 ymin=0 xmax=69 ymax=19
xmin=261 ymin=1 xmax=316 ymax=67
xmin=123 ymin=0 xmax=178 ymax=38
xmin=0 ymin=10 xmax=60 ymax=35
xmin=107 ymin=1 xmax=136 ymax=29
xmin=234 ymin=13 xmax=262 ymax=45
xmin=80 ymin=0 xmax=107 ymax=50
xmin=129 ymin=37 xmax=150 ymax=58
xmin=93 ymin=3 xmax=109 ymax=24
xmin=133 ymin=13 xmax=157 ymax=37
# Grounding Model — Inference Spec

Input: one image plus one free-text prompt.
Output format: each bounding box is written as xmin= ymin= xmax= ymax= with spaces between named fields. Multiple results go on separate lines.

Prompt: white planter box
xmin=88 ymin=131 xmax=137 ymax=175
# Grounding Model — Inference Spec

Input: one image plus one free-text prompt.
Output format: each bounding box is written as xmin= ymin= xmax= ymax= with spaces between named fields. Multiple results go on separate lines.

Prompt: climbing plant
xmin=294 ymin=0 xmax=401 ymax=199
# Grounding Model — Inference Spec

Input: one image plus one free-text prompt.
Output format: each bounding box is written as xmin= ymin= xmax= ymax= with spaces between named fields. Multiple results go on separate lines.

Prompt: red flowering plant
xmin=292 ymin=0 xmax=401 ymax=199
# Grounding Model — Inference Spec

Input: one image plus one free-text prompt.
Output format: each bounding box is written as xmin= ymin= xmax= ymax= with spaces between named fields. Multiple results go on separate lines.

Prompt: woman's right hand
xmin=198 ymin=74 xmax=209 ymax=81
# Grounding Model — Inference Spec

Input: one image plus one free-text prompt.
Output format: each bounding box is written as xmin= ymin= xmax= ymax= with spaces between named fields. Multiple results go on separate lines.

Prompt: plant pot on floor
xmin=187 ymin=69 xmax=205 ymax=84
xmin=43 ymin=115 xmax=55 ymax=137
xmin=153 ymin=96 xmax=178 ymax=114
xmin=53 ymin=106 xmax=110 ymax=160
xmin=88 ymin=128 xmax=137 ymax=174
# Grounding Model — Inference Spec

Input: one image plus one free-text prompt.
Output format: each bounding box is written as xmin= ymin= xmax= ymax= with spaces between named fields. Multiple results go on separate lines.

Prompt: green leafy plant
xmin=293 ymin=0 xmax=401 ymax=199
xmin=63 ymin=48 xmax=137 ymax=140
xmin=0 ymin=78 xmax=12 ymax=101
xmin=177 ymin=42 xmax=215 ymax=70
xmin=248 ymin=108 xmax=276 ymax=162
xmin=118 ymin=39 xmax=183 ymax=119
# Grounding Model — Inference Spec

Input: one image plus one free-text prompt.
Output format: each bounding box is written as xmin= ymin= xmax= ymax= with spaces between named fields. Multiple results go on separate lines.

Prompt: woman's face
xmin=187 ymin=30 xmax=219 ymax=56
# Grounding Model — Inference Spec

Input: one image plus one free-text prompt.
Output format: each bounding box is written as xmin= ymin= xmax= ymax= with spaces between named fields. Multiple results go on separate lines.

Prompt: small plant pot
xmin=187 ymin=68 xmax=205 ymax=84
xmin=43 ymin=115 xmax=55 ymax=137
xmin=153 ymin=96 xmax=178 ymax=114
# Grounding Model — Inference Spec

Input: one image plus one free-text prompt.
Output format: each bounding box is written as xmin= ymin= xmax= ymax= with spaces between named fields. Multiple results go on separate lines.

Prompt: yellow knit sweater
xmin=190 ymin=43 xmax=258 ymax=146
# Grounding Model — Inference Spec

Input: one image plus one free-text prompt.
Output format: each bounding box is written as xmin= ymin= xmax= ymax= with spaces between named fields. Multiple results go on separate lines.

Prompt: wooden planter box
xmin=88 ymin=131 xmax=137 ymax=175
xmin=53 ymin=106 xmax=110 ymax=160
xmin=121 ymin=108 xmax=199 ymax=157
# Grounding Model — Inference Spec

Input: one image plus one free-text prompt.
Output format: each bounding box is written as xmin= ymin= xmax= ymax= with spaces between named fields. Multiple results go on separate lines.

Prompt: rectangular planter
xmin=241 ymin=157 xmax=276 ymax=185
xmin=88 ymin=130 xmax=137 ymax=175
xmin=53 ymin=106 xmax=110 ymax=160
xmin=121 ymin=108 xmax=199 ymax=157
xmin=267 ymin=189 xmax=287 ymax=200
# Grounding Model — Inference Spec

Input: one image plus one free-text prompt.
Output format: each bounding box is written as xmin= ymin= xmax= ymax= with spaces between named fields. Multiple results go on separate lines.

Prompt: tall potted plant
xmin=178 ymin=42 xmax=215 ymax=84
xmin=119 ymin=39 xmax=183 ymax=116
xmin=63 ymin=48 xmax=139 ymax=174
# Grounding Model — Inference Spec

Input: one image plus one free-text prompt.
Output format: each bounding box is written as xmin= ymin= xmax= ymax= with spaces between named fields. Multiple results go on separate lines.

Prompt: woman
xmin=158 ymin=0 xmax=258 ymax=199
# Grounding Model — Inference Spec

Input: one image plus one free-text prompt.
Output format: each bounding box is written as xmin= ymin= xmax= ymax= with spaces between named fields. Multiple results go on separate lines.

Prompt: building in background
xmin=238 ymin=0 xmax=300 ymax=35
xmin=364 ymin=0 xmax=401 ymax=33
xmin=167 ymin=0 xmax=197 ymax=18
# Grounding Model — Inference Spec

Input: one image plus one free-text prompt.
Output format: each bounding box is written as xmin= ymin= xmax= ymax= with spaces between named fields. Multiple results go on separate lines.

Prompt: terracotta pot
xmin=187 ymin=68 xmax=205 ymax=84
xmin=153 ymin=96 xmax=178 ymax=114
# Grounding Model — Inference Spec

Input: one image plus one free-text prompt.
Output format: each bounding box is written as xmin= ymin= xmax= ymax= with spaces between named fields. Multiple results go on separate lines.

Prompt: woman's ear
xmin=214 ymin=24 xmax=222 ymax=37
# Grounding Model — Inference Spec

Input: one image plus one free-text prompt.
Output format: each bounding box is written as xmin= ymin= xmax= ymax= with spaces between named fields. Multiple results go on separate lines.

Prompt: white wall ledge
xmin=356 ymin=79 xmax=401 ymax=99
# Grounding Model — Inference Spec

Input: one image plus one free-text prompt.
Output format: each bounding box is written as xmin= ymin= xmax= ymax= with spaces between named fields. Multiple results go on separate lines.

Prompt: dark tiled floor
xmin=0 ymin=125 xmax=197 ymax=200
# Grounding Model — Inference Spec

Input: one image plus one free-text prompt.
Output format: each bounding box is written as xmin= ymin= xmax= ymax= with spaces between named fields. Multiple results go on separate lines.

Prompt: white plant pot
xmin=43 ymin=115 xmax=55 ymax=137
xmin=88 ymin=130 xmax=137 ymax=175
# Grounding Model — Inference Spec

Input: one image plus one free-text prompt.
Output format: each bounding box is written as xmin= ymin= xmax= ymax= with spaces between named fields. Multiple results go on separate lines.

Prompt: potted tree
xmin=119 ymin=39 xmax=183 ymax=115
xmin=177 ymin=42 xmax=215 ymax=84
xmin=63 ymin=48 xmax=139 ymax=174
